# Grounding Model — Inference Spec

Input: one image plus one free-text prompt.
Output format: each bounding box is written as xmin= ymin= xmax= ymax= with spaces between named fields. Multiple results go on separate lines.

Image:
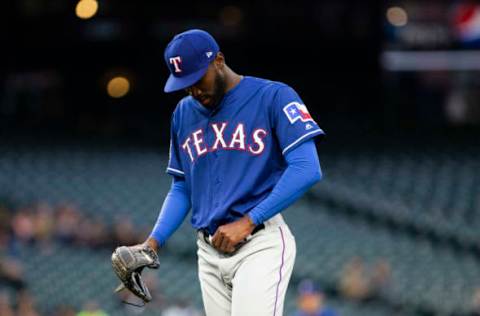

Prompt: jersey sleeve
xmin=271 ymin=85 xmax=325 ymax=155
xmin=166 ymin=112 xmax=185 ymax=177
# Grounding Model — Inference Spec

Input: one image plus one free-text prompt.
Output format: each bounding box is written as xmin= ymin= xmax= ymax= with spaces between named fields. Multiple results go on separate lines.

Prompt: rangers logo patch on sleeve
xmin=283 ymin=102 xmax=314 ymax=124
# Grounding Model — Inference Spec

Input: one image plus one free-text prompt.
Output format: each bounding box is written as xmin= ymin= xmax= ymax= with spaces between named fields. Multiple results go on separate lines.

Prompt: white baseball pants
xmin=196 ymin=214 xmax=296 ymax=316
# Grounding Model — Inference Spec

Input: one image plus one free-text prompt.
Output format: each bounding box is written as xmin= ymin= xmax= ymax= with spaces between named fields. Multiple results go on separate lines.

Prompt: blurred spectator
xmin=0 ymin=255 xmax=25 ymax=290
xmin=113 ymin=216 xmax=140 ymax=246
xmin=11 ymin=207 xmax=35 ymax=244
xmin=291 ymin=279 xmax=337 ymax=316
xmin=76 ymin=301 xmax=109 ymax=316
xmin=338 ymin=256 xmax=392 ymax=303
xmin=0 ymin=228 xmax=11 ymax=254
xmin=369 ymin=258 xmax=391 ymax=300
xmin=75 ymin=216 xmax=109 ymax=249
xmin=89 ymin=216 xmax=110 ymax=248
xmin=55 ymin=204 xmax=82 ymax=244
xmin=0 ymin=291 xmax=14 ymax=316
xmin=0 ymin=205 xmax=11 ymax=232
xmin=0 ymin=224 xmax=25 ymax=291
xmin=469 ymin=287 xmax=480 ymax=316
xmin=54 ymin=305 xmax=77 ymax=316
xmin=1 ymin=200 xmax=156 ymax=251
xmin=162 ymin=299 xmax=202 ymax=316
xmin=33 ymin=202 xmax=55 ymax=252
xmin=0 ymin=218 xmax=16 ymax=258
xmin=338 ymin=256 xmax=371 ymax=301
xmin=16 ymin=290 xmax=40 ymax=316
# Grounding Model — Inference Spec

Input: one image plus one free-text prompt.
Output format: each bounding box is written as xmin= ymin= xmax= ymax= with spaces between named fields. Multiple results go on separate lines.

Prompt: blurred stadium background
xmin=2 ymin=1 xmax=480 ymax=315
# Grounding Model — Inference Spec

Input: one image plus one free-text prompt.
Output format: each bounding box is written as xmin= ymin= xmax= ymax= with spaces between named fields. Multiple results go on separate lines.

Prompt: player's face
xmin=298 ymin=293 xmax=323 ymax=313
xmin=185 ymin=58 xmax=226 ymax=108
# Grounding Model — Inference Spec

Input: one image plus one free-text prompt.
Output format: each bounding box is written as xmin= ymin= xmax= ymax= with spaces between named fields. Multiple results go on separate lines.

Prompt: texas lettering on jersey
xmin=181 ymin=122 xmax=268 ymax=162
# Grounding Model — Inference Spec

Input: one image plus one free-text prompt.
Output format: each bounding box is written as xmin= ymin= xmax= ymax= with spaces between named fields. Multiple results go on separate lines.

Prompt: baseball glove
xmin=111 ymin=244 xmax=160 ymax=303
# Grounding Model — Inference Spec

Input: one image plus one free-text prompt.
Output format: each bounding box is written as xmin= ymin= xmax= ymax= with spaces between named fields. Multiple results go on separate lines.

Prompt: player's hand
xmin=145 ymin=237 xmax=160 ymax=254
xmin=211 ymin=215 xmax=256 ymax=253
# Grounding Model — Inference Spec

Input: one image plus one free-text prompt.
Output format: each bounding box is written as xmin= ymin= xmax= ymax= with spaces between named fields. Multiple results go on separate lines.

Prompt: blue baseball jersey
xmin=167 ymin=76 xmax=325 ymax=234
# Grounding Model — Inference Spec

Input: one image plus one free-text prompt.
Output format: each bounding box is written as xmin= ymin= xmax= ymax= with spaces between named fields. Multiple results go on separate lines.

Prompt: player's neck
xmin=223 ymin=67 xmax=243 ymax=94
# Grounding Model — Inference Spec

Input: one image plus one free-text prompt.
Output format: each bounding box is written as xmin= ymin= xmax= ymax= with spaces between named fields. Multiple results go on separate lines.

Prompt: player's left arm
xmin=247 ymin=139 xmax=322 ymax=225
xmin=211 ymin=140 xmax=322 ymax=252
xmin=212 ymin=84 xmax=324 ymax=253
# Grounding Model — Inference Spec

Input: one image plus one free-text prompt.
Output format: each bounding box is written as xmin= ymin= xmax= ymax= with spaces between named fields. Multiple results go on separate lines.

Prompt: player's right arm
xmin=146 ymin=176 xmax=191 ymax=252
xmin=146 ymin=108 xmax=190 ymax=252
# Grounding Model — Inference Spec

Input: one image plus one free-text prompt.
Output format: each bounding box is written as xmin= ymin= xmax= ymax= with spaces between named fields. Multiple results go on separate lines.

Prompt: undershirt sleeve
xmin=247 ymin=139 xmax=322 ymax=225
xmin=149 ymin=176 xmax=191 ymax=247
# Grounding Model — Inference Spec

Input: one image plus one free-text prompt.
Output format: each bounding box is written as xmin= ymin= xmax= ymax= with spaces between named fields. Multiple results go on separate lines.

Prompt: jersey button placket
xmin=208 ymin=111 xmax=221 ymax=208
xmin=214 ymin=175 xmax=220 ymax=208
xmin=205 ymin=114 xmax=215 ymax=213
xmin=213 ymin=112 xmax=222 ymax=207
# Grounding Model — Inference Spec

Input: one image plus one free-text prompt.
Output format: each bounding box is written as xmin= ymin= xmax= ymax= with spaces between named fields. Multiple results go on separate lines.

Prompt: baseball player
xmin=112 ymin=29 xmax=324 ymax=316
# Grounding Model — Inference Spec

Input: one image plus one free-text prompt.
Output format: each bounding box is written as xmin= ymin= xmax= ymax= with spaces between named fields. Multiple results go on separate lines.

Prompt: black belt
xmin=199 ymin=223 xmax=265 ymax=245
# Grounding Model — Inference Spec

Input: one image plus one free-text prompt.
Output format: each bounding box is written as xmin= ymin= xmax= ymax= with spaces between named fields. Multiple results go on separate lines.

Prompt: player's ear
xmin=214 ymin=52 xmax=225 ymax=69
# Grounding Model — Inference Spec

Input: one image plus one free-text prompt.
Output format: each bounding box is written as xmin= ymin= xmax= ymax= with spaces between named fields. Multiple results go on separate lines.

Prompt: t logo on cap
xmin=169 ymin=56 xmax=182 ymax=73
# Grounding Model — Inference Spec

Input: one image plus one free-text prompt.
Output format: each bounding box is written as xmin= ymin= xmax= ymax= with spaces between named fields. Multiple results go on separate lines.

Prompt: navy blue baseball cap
xmin=298 ymin=279 xmax=322 ymax=295
xmin=163 ymin=29 xmax=220 ymax=93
